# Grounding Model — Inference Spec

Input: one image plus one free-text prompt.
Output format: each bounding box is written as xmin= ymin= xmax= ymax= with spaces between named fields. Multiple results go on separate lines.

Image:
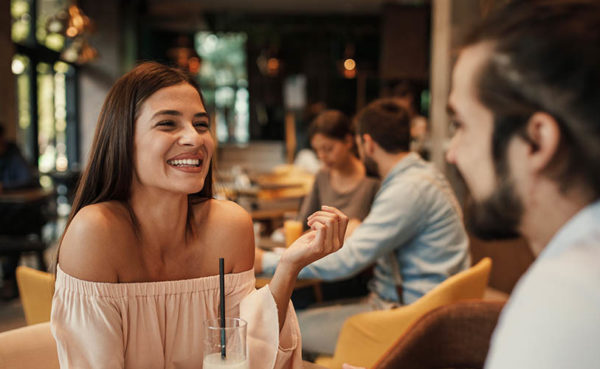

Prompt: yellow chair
xmin=0 ymin=322 xmax=59 ymax=369
xmin=315 ymin=257 xmax=492 ymax=369
xmin=15 ymin=266 xmax=55 ymax=325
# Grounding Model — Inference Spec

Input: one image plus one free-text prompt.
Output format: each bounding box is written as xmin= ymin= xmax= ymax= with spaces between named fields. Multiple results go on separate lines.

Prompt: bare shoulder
xmin=193 ymin=199 xmax=254 ymax=272
xmin=59 ymin=201 xmax=135 ymax=282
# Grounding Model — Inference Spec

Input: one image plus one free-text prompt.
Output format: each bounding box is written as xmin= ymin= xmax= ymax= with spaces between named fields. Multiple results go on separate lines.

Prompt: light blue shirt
xmin=485 ymin=200 xmax=600 ymax=369
xmin=262 ymin=153 xmax=470 ymax=304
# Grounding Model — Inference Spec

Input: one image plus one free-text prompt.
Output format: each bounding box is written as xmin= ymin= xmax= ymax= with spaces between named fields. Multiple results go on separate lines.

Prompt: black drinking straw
xmin=219 ymin=258 xmax=226 ymax=359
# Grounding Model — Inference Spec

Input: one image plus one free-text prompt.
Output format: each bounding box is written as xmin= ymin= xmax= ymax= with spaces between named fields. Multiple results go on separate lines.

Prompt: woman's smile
xmin=166 ymin=158 xmax=203 ymax=172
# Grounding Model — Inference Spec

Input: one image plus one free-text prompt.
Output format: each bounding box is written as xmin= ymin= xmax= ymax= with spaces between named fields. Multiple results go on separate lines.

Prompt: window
xmin=195 ymin=32 xmax=249 ymax=143
xmin=10 ymin=0 xmax=79 ymax=175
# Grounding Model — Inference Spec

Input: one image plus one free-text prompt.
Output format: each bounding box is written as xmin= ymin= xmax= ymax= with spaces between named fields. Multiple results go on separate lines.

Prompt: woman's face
xmin=310 ymin=133 xmax=353 ymax=170
xmin=132 ymin=83 xmax=214 ymax=195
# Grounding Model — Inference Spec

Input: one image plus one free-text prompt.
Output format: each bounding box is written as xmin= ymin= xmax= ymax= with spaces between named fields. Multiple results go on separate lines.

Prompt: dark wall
xmin=138 ymin=12 xmax=381 ymax=142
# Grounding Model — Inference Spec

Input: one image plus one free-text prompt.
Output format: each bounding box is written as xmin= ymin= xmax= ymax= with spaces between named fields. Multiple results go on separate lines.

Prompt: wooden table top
xmin=257 ymin=237 xmax=286 ymax=250
xmin=0 ymin=188 xmax=54 ymax=204
xmin=302 ymin=360 xmax=329 ymax=369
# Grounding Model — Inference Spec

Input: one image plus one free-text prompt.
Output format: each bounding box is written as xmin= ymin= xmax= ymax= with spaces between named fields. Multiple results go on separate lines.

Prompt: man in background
xmin=257 ymin=99 xmax=469 ymax=356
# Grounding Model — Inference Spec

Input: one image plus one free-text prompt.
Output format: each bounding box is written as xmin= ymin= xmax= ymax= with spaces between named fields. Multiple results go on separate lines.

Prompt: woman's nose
xmin=178 ymin=125 xmax=203 ymax=147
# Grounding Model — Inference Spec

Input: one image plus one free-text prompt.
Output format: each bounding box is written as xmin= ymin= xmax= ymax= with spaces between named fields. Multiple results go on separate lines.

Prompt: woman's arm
xmin=268 ymin=206 xmax=348 ymax=330
xmin=54 ymin=204 xmax=128 ymax=368
xmin=220 ymin=200 xmax=347 ymax=331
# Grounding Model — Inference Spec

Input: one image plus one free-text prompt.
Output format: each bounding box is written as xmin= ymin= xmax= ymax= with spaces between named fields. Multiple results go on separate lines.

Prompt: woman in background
xmin=51 ymin=62 xmax=348 ymax=369
xmin=297 ymin=110 xmax=379 ymax=237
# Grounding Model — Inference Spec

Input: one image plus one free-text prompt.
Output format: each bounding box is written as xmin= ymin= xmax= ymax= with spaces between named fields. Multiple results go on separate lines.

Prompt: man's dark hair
xmin=0 ymin=123 xmax=5 ymax=138
xmin=354 ymin=98 xmax=411 ymax=153
xmin=463 ymin=0 xmax=600 ymax=197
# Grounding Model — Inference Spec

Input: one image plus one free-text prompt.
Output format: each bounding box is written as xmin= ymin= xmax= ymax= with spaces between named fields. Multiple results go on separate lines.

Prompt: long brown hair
xmin=56 ymin=62 xmax=213 ymax=265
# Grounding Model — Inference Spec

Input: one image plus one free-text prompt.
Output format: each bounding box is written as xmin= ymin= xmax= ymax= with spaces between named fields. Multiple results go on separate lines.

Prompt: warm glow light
xmin=267 ymin=58 xmax=280 ymax=70
xmin=11 ymin=59 xmax=25 ymax=75
xmin=267 ymin=57 xmax=280 ymax=76
xmin=66 ymin=26 xmax=78 ymax=37
xmin=56 ymin=156 xmax=68 ymax=172
xmin=343 ymin=68 xmax=356 ymax=79
xmin=188 ymin=56 xmax=201 ymax=74
xmin=344 ymin=58 xmax=356 ymax=71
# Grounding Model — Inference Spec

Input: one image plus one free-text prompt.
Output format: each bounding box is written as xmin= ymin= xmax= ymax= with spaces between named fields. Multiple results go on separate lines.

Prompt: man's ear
xmin=525 ymin=112 xmax=561 ymax=173
xmin=361 ymin=134 xmax=376 ymax=156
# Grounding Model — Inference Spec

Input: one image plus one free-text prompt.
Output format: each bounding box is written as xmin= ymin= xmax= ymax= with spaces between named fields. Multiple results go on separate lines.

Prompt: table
xmin=0 ymin=187 xmax=55 ymax=271
xmin=0 ymin=187 xmax=54 ymax=204
xmin=302 ymin=360 xmax=329 ymax=369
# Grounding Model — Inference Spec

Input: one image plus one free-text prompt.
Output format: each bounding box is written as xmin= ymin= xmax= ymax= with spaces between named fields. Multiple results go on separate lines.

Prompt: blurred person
xmin=0 ymin=123 xmax=36 ymax=192
xmin=297 ymin=110 xmax=380 ymax=236
xmin=0 ymin=123 xmax=38 ymax=300
xmin=51 ymin=62 xmax=348 ymax=369
xmin=390 ymin=80 xmax=429 ymax=158
xmin=257 ymin=99 xmax=469 ymax=356
xmin=444 ymin=1 xmax=600 ymax=368
xmin=293 ymin=101 xmax=328 ymax=174
xmin=262 ymin=110 xmax=380 ymax=305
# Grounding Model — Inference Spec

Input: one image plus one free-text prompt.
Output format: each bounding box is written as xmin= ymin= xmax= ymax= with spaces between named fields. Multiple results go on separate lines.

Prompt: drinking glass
xmin=283 ymin=212 xmax=303 ymax=248
xmin=203 ymin=318 xmax=248 ymax=369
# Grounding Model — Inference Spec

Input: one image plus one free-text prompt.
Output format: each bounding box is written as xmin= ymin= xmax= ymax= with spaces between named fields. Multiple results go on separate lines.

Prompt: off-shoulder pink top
xmin=51 ymin=266 xmax=302 ymax=369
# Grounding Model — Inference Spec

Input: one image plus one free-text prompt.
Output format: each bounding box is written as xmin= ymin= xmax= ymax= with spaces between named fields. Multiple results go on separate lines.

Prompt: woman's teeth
xmin=168 ymin=159 xmax=201 ymax=167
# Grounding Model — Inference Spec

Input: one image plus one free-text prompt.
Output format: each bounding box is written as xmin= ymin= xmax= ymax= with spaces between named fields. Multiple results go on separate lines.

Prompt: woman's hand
xmin=279 ymin=206 xmax=348 ymax=273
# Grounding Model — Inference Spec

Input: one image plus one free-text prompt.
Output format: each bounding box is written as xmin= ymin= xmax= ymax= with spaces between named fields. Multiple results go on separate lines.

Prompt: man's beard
xmin=362 ymin=154 xmax=380 ymax=178
xmin=464 ymin=171 xmax=523 ymax=241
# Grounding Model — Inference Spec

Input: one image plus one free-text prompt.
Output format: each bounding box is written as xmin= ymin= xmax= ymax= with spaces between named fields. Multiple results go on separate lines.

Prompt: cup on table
xmin=284 ymin=218 xmax=303 ymax=247
xmin=203 ymin=318 xmax=248 ymax=369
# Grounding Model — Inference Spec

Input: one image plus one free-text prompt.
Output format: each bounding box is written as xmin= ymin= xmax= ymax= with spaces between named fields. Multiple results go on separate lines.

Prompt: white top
xmin=485 ymin=200 xmax=600 ymax=369
xmin=51 ymin=266 xmax=302 ymax=369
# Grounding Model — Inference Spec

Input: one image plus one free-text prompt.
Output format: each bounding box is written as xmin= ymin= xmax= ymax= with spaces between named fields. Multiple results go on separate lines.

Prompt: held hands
xmin=280 ymin=206 xmax=348 ymax=272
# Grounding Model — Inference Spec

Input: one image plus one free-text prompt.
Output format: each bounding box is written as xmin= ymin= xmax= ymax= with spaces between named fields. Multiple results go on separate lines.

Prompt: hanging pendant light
xmin=45 ymin=1 xmax=98 ymax=65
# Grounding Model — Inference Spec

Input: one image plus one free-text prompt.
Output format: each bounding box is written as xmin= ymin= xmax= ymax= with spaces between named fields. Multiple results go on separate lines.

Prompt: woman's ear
xmin=525 ymin=112 xmax=561 ymax=174
xmin=343 ymin=134 xmax=354 ymax=148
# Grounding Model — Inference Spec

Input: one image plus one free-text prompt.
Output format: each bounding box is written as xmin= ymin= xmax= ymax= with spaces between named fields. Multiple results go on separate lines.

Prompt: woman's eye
xmin=156 ymin=120 xmax=175 ymax=128
xmin=194 ymin=122 xmax=209 ymax=131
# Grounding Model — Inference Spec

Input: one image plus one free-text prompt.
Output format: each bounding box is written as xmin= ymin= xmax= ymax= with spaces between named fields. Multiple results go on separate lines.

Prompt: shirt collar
xmin=381 ymin=152 xmax=422 ymax=186
xmin=539 ymin=199 xmax=600 ymax=260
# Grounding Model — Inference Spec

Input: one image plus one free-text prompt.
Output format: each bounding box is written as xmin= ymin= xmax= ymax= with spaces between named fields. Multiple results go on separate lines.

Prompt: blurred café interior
xmin=0 ymin=0 xmax=535 ymax=367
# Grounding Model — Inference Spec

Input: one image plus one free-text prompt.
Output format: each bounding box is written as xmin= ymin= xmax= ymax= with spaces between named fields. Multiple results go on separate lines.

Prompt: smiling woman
xmin=50 ymin=62 xmax=349 ymax=369
xmin=132 ymin=83 xmax=214 ymax=196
